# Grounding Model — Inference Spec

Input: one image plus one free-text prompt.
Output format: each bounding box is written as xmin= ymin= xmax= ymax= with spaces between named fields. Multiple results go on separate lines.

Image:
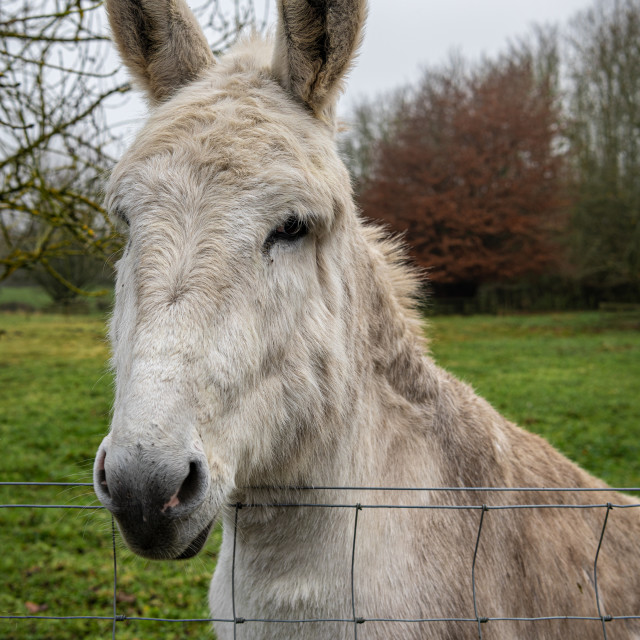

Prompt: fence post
xmin=472 ymin=505 xmax=489 ymax=639
xmin=351 ymin=503 xmax=363 ymax=638
xmin=111 ymin=516 xmax=118 ymax=639
xmin=594 ymin=502 xmax=613 ymax=639
xmin=232 ymin=502 xmax=243 ymax=639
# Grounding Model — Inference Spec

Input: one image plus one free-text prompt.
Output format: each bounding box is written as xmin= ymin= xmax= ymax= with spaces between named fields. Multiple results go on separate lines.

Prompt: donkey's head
xmin=94 ymin=0 xmax=367 ymax=559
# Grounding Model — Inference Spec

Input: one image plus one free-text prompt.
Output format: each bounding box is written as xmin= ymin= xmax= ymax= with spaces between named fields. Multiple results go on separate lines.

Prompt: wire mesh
xmin=1 ymin=481 xmax=640 ymax=639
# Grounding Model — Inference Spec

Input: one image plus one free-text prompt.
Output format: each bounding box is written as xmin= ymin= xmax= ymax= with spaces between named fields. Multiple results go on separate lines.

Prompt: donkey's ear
xmin=105 ymin=0 xmax=215 ymax=104
xmin=272 ymin=0 xmax=367 ymax=123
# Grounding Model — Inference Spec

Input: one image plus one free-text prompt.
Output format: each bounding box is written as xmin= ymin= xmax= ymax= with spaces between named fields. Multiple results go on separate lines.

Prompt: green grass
xmin=428 ymin=311 xmax=640 ymax=487
xmin=0 ymin=314 xmax=219 ymax=639
xmin=0 ymin=285 xmax=113 ymax=314
xmin=1 ymin=310 xmax=639 ymax=639
xmin=0 ymin=286 xmax=52 ymax=310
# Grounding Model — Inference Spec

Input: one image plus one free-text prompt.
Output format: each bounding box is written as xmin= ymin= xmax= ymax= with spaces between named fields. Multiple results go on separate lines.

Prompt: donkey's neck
xmin=286 ymin=225 xmax=445 ymax=489
xmin=224 ymin=236 xmax=444 ymax=590
xmin=345 ymin=232 xmax=445 ymax=486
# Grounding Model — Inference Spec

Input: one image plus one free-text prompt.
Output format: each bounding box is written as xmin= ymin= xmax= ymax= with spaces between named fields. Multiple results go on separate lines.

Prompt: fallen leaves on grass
xmin=24 ymin=600 xmax=48 ymax=613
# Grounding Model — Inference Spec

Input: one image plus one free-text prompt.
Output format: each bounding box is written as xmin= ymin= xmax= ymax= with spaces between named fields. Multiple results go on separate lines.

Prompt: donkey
xmin=94 ymin=0 xmax=640 ymax=638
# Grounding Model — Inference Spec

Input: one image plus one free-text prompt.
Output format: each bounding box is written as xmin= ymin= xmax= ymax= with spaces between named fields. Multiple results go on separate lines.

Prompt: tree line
xmin=341 ymin=0 xmax=640 ymax=310
xmin=1 ymin=0 xmax=638 ymax=311
xmin=0 ymin=0 xmax=266 ymax=306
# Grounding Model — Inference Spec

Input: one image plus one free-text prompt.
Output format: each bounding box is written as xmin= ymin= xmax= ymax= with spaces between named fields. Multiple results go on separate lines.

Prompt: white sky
xmin=109 ymin=0 xmax=596 ymax=141
xmin=341 ymin=0 xmax=594 ymax=112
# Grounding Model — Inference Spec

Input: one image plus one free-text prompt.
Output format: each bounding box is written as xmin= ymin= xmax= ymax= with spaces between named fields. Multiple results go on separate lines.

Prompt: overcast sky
xmin=340 ymin=0 xmax=594 ymax=112
xmin=110 ymin=0 xmax=597 ymax=140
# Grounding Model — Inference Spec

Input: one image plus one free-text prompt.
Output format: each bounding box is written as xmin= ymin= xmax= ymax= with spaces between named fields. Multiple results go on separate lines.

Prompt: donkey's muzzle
xmin=93 ymin=441 xmax=211 ymax=558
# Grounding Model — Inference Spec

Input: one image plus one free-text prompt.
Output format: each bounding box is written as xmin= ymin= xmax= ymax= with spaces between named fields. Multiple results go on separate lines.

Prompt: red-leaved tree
xmin=359 ymin=55 xmax=568 ymax=294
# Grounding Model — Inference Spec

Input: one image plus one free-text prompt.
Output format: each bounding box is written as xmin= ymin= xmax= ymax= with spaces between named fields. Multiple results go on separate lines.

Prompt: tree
xmin=566 ymin=0 xmax=640 ymax=298
xmin=0 ymin=0 xmax=266 ymax=293
xmin=339 ymin=89 xmax=408 ymax=195
xmin=359 ymin=53 xmax=567 ymax=294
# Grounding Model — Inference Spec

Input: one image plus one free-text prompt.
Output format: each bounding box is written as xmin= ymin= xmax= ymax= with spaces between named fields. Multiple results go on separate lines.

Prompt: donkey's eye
xmin=112 ymin=207 xmax=130 ymax=227
xmin=266 ymin=215 xmax=309 ymax=247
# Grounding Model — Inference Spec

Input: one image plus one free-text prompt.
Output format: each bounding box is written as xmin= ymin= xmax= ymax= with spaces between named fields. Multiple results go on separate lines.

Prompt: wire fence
xmin=2 ymin=481 xmax=640 ymax=639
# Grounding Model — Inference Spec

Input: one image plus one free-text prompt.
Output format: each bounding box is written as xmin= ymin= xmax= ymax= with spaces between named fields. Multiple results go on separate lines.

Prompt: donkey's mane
xmin=360 ymin=223 xmax=427 ymax=343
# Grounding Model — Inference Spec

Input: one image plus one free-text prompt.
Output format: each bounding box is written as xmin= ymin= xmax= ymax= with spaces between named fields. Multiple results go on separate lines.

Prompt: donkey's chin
xmin=175 ymin=520 xmax=215 ymax=559
xmin=117 ymin=515 xmax=217 ymax=561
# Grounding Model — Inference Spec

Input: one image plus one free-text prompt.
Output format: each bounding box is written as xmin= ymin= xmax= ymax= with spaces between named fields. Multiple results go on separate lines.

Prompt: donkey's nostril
xmin=98 ymin=469 xmax=110 ymax=495
xmin=161 ymin=461 xmax=205 ymax=513
xmin=96 ymin=449 xmax=110 ymax=497
xmin=178 ymin=461 xmax=202 ymax=505
xmin=97 ymin=449 xmax=106 ymax=472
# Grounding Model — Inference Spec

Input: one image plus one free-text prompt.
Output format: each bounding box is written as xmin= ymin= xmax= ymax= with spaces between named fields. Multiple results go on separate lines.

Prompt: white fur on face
xmin=105 ymin=48 xmax=358 ymax=517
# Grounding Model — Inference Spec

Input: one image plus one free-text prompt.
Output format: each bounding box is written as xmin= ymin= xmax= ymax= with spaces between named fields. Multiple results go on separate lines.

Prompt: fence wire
xmin=1 ymin=481 xmax=640 ymax=639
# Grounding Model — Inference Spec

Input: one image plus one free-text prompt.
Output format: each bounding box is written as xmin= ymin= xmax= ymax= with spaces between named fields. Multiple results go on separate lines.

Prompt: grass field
xmin=0 ymin=286 xmax=52 ymax=310
xmin=428 ymin=312 xmax=640 ymax=487
xmin=0 ymin=285 xmax=112 ymax=314
xmin=0 ymin=313 xmax=218 ymax=640
xmin=1 ymin=309 xmax=639 ymax=639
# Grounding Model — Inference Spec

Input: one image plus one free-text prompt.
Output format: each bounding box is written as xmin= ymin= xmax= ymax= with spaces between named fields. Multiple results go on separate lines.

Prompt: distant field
xmin=0 ymin=286 xmax=52 ymax=310
xmin=1 ymin=310 xmax=639 ymax=639
xmin=428 ymin=311 xmax=640 ymax=487
xmin=0 ymin=314 xmax=218 ymax=640
xmin=0 ymin=285 xmax=112 ymax=313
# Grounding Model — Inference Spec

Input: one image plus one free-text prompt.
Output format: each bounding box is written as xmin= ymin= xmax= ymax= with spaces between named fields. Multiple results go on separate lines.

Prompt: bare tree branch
xmin=1 ymin=0 xmax=268 ymax=295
